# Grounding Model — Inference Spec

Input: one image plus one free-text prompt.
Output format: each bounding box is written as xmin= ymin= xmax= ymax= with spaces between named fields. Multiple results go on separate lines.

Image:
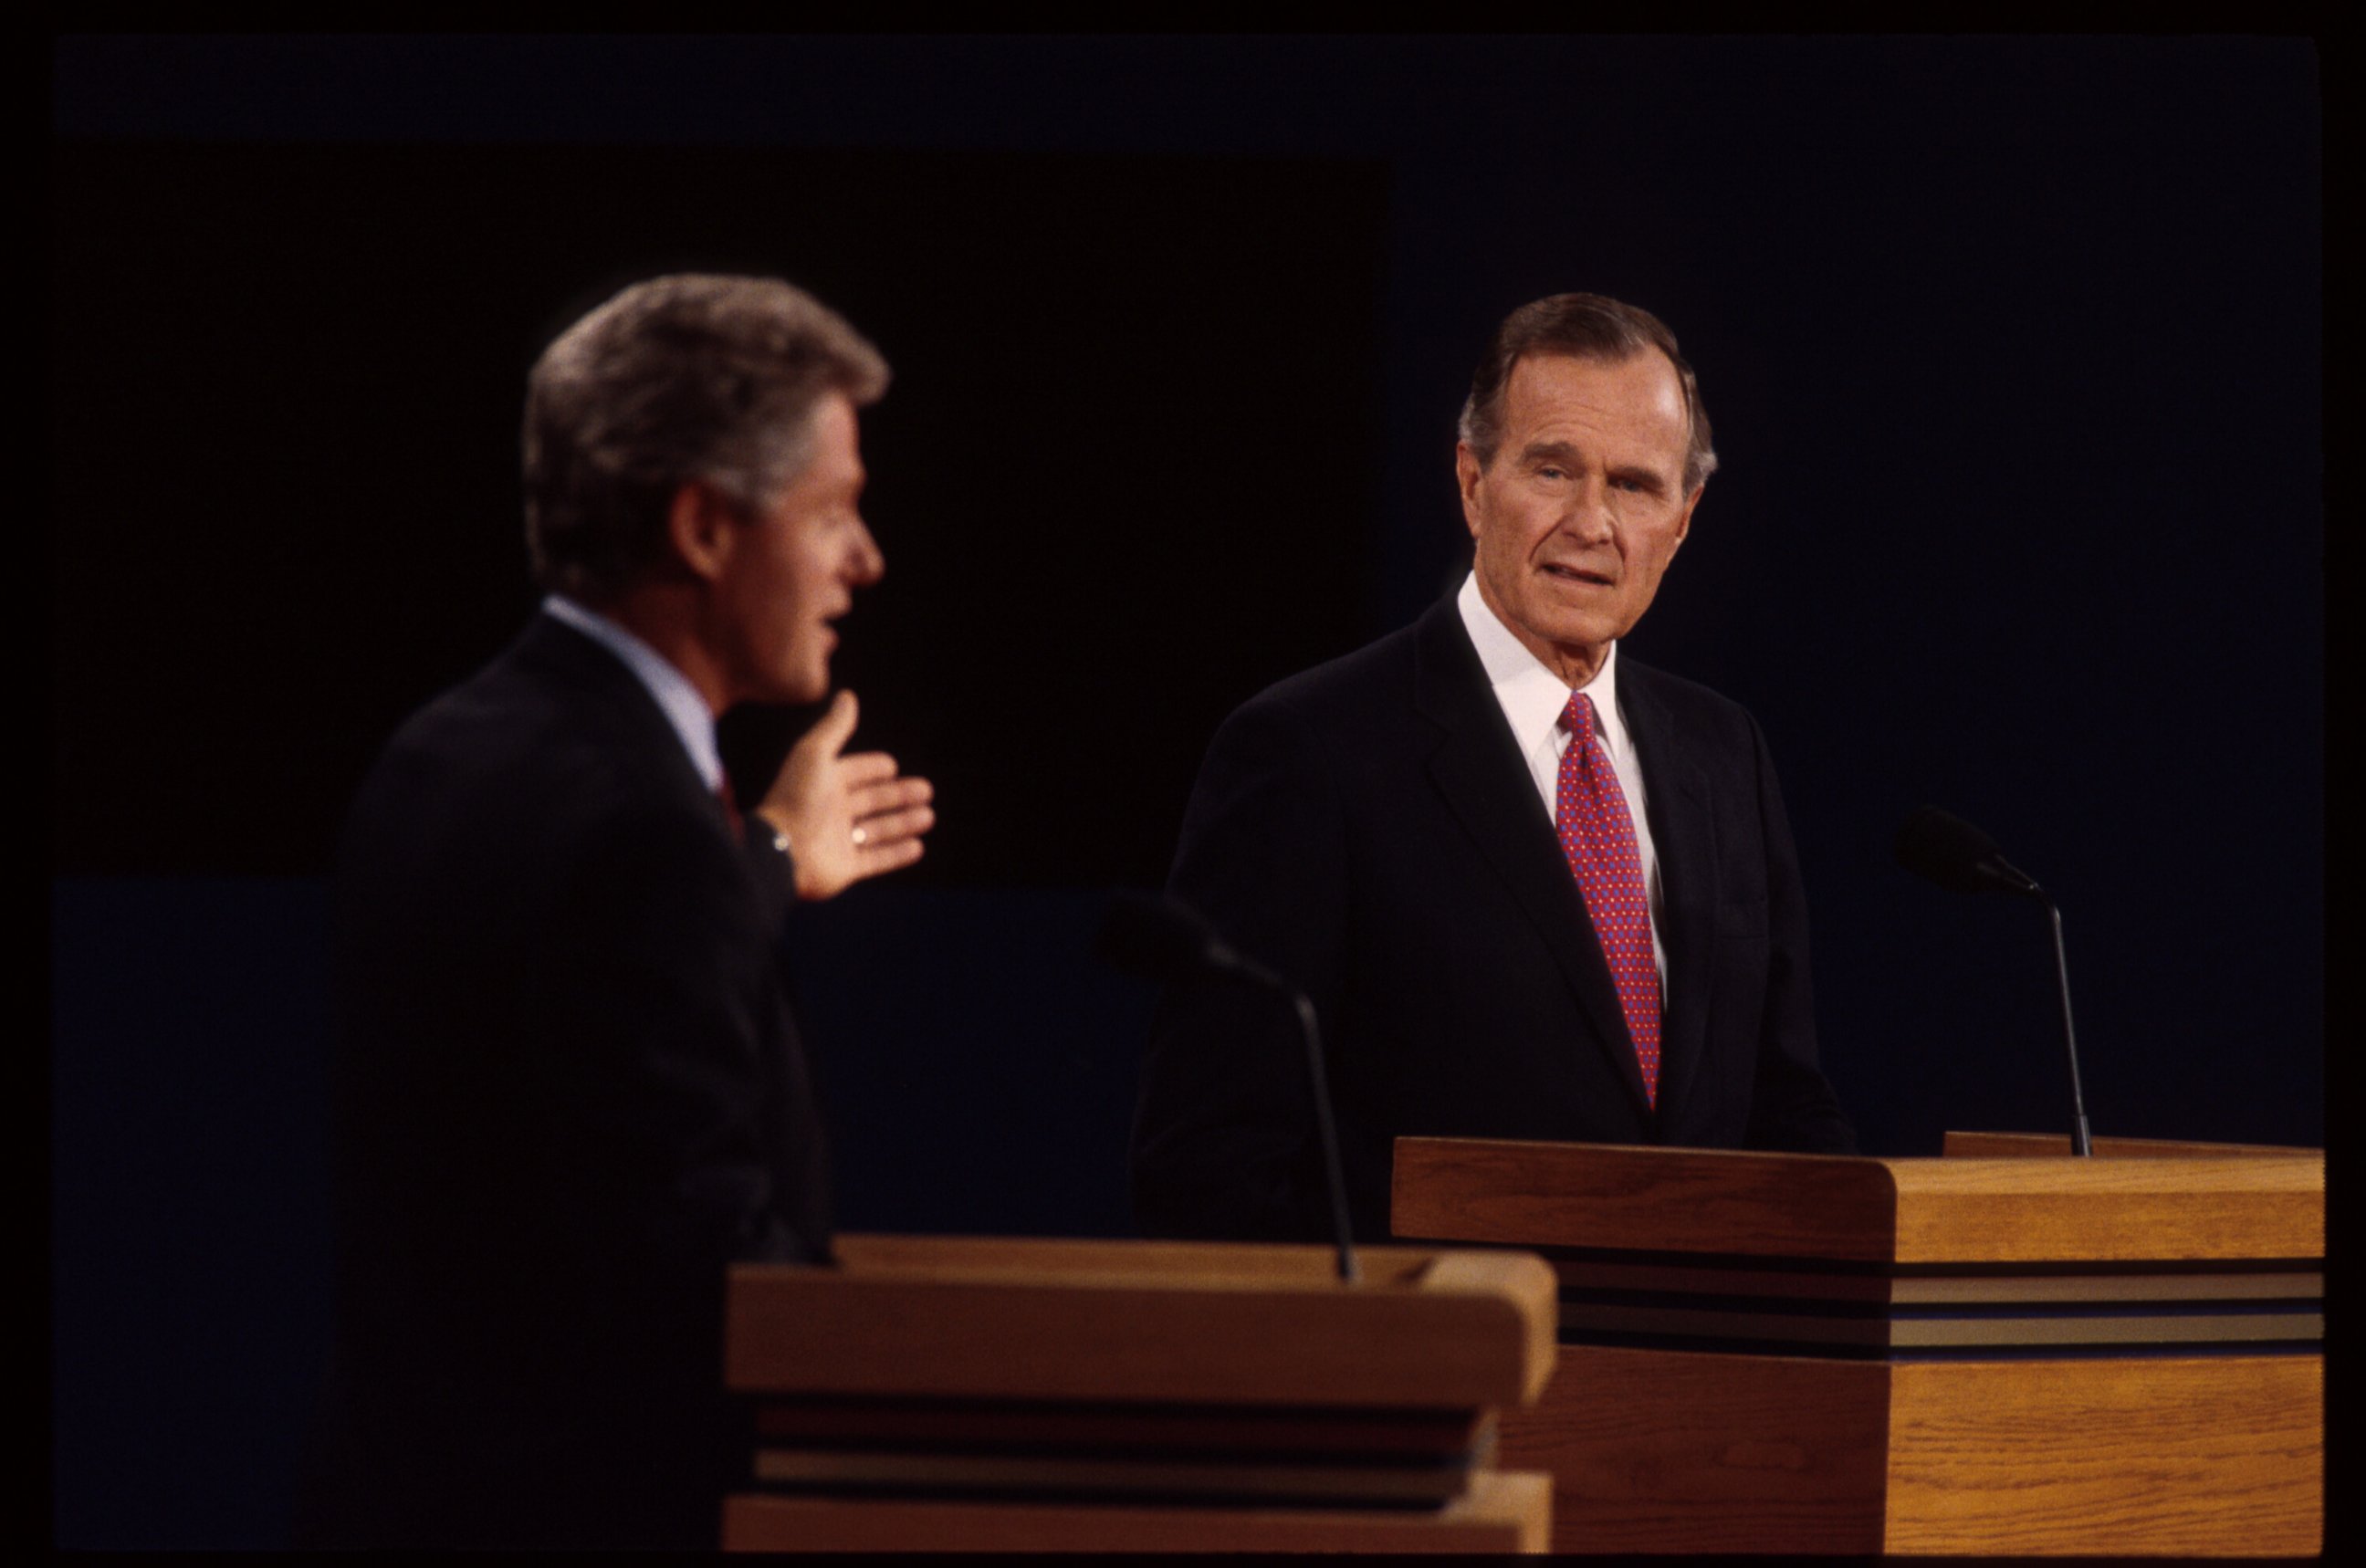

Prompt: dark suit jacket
xmin=297 ymin=613 xmax=830 ymax=1549
xmin=1131 ymin=595 xmax=1853 ymax=1243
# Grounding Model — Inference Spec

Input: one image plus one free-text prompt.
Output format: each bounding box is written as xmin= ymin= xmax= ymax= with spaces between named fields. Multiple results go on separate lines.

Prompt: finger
xmin=853 ymin=803 xmax=935 ymax=848
xmin=847 ymin=775 xmax=933 ymax=812
xmin=855 ymin=836 xmax=926 ymax=876
xmin=834 ymin=751 xmax=902 ymax=788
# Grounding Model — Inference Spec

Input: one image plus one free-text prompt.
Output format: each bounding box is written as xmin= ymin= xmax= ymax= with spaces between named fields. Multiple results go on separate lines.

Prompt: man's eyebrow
xmin=1517 ymin=439 xmax=1672 ymax=492
xmin=1607 ymin=462 xmax=1670 ymax=493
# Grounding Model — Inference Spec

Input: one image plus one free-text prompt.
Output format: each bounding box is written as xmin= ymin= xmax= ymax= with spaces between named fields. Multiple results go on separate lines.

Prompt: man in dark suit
xmin=298 ymin=275 xmax=934 ymax=1548
xmin=1131 ymin=293 xmax=1852 ymax=1244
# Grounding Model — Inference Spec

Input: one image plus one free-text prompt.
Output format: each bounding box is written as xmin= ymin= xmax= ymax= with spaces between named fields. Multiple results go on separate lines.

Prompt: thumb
xmin=813 ymin=688 xmax=860 ymax=752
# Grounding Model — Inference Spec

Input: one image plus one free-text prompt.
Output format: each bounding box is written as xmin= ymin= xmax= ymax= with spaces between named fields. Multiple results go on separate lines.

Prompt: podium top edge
xmin=1387 ymin=1136 xmax=2321 ymax=1264
xmin=734 ymin=1236 xmax=1559 ymax=1300
xmin=1392 ymin=1134 xmax=2323 ymax=1163
xmin=724 ymin=1238 xmax=1558 ymax=1406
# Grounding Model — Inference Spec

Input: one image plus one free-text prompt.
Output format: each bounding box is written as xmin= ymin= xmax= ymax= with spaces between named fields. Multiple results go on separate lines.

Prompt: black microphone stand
xmin=1215 ymin=957 xmax=1360 ymax=1282
xmin=1894 ymin=807 xmax=2095 ymax=1157
xmin=1097 ymin=893 xmax=1360 ymax=1281
xmin=2031 ymin=888 xmax=2094 ymax=1157
xmin=1286 ymin=989 xmax=1360 ymax=1283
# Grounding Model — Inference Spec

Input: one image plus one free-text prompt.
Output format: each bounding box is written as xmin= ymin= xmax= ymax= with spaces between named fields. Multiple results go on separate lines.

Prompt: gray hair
xmin=523 ymin=274 xmax=889 ymax=600
xmin=1457 ymin=293 xmax=1718 ymax=494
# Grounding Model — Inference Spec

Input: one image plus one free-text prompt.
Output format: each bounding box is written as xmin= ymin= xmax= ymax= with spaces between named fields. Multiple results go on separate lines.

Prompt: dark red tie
xmin=1555 ymin=692 xmax=1662 ymax=1104
xmin=717 ymin=773 xmax=744 ymax=838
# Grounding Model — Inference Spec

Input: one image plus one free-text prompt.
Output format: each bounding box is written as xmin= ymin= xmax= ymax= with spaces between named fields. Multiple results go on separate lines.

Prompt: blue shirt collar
xmin=542 ymin=595 xmax=726 ymax=793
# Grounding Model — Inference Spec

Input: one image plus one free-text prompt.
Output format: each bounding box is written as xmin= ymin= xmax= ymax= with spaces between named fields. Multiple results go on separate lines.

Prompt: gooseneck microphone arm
xmin=1893 ymin=807 xmax=2094 ymax=1157
xmin=1285 ymin=988 xmax=1358 ymax=1284
xmin=2036 ymin=890 xmax=2094 ymax=1158
xmin=1096 ymin=893 xmax=1360 ymax=1281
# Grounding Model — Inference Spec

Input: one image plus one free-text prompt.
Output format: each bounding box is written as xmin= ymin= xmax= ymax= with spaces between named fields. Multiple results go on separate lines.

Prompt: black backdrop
xmin=50 ymin=36 xmax=2320 ymax=1549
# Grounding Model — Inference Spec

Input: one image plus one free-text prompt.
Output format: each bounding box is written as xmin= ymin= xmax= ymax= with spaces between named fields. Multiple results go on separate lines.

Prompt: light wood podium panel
xmin=1392 ymin=1134 xmax=2322 ymax=1556
xmin=720 ymin=1237 xmax=1558 ymax=1552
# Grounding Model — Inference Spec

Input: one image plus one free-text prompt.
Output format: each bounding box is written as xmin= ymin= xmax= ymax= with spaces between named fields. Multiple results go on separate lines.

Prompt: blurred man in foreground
xmin=299 ymin=275 xmax=933 ymax=1547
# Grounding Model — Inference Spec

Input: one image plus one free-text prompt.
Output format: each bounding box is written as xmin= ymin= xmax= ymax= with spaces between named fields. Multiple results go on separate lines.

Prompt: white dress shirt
xmin=1455 ymin=571 xmax=1669 ymax=985
xmin=543 ymin=595 xmax=726 ymax=795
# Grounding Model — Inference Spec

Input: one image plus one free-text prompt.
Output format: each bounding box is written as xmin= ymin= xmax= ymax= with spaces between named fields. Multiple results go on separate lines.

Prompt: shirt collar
xmin=542 ymin=595 xmax=726 ymax=792
xmin=1455 ymin=570 xmax=1629 ymax=753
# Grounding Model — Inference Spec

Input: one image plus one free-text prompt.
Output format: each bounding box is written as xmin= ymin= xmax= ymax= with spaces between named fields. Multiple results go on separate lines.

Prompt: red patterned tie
xmin=1555 ymin=692 xmax=1662 ymax=1104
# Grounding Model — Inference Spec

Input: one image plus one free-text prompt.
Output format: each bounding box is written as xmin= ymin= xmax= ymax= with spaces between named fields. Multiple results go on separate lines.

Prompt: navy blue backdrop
xmin=49 ymin=37 xmax=2319 ymax=1549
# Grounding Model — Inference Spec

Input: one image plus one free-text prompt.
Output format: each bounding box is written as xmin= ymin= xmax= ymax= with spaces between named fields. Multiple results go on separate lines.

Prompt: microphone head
xmin=1094 ymin=891 xmax=1227 ymax=981
xmin=1893 ymin=806 xmax=2037 ymax=895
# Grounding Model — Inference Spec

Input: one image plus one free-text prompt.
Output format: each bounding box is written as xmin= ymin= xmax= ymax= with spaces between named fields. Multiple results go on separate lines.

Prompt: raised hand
xmin=755 ymin=690 xmax=935 ymax=900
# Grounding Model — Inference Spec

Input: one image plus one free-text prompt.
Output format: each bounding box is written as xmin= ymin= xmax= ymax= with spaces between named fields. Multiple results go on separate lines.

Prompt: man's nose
xmin=1559 ymin=482 xmax=1617 ymax=543
xmin=848 ymin=519 xmax=885 ymax=584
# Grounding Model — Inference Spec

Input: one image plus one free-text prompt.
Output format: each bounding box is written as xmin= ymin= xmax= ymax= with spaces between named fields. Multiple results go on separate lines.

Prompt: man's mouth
xmin=1542 ymin=563 xmax=1615 ymax=587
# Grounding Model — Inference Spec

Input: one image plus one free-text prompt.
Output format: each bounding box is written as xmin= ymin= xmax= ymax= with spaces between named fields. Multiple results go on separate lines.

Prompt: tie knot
xmin=1561 ymin=691 xmax=1595 ymax=738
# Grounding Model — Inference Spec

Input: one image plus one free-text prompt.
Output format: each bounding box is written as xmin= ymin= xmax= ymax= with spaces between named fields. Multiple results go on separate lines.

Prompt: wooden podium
xmin=1392 ymin=1133 xmax=2323 ymax=1555
xmin=718 ymin=1236 xmax=1557 ymax=1552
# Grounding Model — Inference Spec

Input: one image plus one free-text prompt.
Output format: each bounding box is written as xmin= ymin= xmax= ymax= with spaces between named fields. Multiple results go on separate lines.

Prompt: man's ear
xmin=1671 ymin=485 xmax=1703 ymax=550
xmin=665 ymin=480 xmax=739 ymax=583
xmin=1455 ymin=443 xmax=1486 ymax=538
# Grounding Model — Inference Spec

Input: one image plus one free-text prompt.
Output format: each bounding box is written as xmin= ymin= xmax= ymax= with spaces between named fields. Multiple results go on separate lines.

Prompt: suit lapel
xmin=1410 ymin=601 xmax=1654 ymax=1118
xmin=1619 ymin=664 xmax=1713 ymax=1129
xmin=520 ymin=612 xmax=832 ymax=1255
xmin=519 ymin=613 xmax=737 ymax=836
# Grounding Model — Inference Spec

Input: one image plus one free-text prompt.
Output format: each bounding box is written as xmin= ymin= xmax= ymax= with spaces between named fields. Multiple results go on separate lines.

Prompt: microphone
xmin=1892 ymin=807 xmax=2040 ymax=896
xmin=1097 ymin=892 xmax=1360 ymax=1282
xmin=1893 ymin=808 xmax=2093 ymax=1156
xmin=1094 ymin=890 xmax=1283 ymax=990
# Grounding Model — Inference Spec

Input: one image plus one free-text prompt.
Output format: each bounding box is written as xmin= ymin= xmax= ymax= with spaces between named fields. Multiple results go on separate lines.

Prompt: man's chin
xmin=1519 ymin=611 xmax=1618 ymax=655
xmin=742 ymin=666 xmax=831 ymax=708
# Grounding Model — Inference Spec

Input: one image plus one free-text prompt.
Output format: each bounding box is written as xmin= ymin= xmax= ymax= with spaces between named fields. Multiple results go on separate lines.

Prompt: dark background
xmin=50 ymin=36 xmax=2320 ymax=1549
